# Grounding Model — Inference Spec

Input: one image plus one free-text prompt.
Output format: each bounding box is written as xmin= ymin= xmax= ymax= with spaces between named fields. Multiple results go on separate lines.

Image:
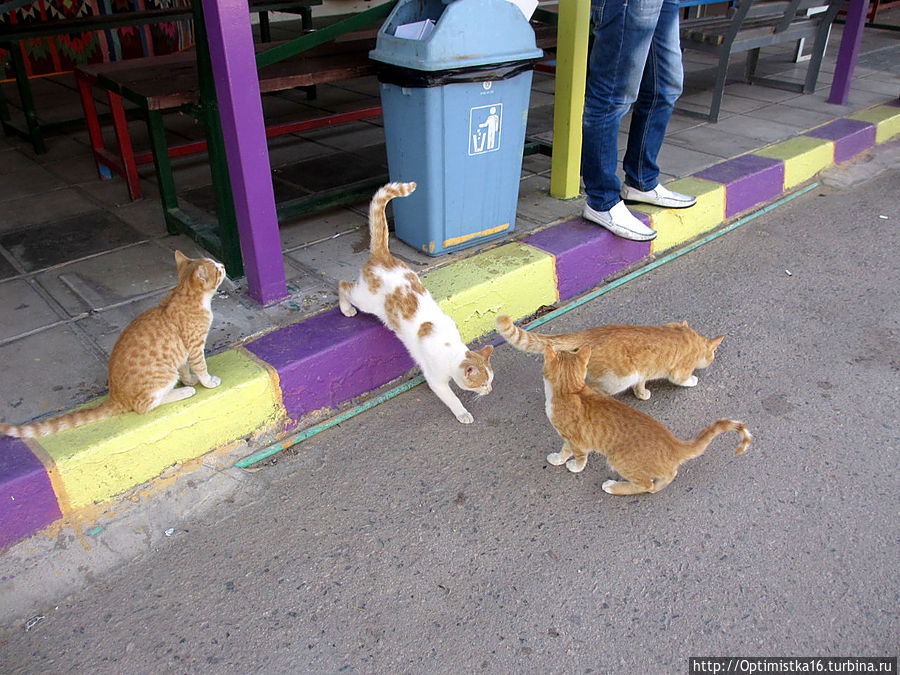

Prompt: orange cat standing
xmin=0 ymin=251 xmax=225 ymax=438
xmin=497 ymin=314 xmax=723 ymax=400
xmin=542 ymin=345 xmax=751 ymax=495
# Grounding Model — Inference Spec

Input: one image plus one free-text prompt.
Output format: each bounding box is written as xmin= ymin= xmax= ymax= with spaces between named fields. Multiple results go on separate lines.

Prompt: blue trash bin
xmin=369 ymin=0 xmax=542 ymax=256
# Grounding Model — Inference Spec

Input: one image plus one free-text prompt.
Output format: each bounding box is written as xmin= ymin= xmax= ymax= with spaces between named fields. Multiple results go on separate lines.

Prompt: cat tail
xmin=496 ymin=315 xmax=569 ymax=354
xmin=369 ymin=181 xmax=417 ymax=259
xmin=0 ymin=399 xmax=125 ymax=438
xmin=683 ymin=419 xmax=752 ymax=460
xmin=496 ymin=314 xmax=547 ymax=353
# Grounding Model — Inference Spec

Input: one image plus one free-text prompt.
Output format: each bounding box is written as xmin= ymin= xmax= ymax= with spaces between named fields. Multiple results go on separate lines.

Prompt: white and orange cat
xmin=0 ymin=251 xmax=225 ymax=438
xmin=497 ymin=315 xmax=723 ymax=400
xmin=542 ymin=345 xmax=750 ymax=495
xmin=339 ymin=182 xmax=493 ymax=423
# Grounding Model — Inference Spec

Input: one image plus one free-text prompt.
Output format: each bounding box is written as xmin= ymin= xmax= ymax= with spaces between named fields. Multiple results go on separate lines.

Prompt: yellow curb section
xmin=848 ymin=105 xmax=900 ymax=145
xmin=633 ymin=177 xmax=725 ymax=255
xmin=423 ymin=242 xmax=558 ymax=343
xmin=35 ymin=350 xmax=282 ymax=509
xmin=754 ymin=137 xmax=835 ymax=190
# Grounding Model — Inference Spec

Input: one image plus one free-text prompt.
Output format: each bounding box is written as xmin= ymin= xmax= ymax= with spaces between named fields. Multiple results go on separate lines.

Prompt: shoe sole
xmin=621 ymin=197 xmax=696 ymax=209
xmin=583 ymin=211 xmax=657 ymax=241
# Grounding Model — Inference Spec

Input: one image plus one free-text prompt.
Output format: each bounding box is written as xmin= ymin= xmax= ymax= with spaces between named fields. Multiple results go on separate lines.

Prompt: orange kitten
xmin=542 ymin=345 xmax=751 ymax=495
xmin=339 ymin=182 xmax=493 ymax=423
xmin=0 ymin=251 xmax=225 ymax=438
xmin=497 ymin=315 xmax=723 ymax=400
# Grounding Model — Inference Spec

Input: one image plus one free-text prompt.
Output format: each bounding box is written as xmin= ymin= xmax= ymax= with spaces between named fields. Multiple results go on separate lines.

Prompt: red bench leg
xmin=76 ymin=72 xmax=110 ymax=182
xmin=108 ymin=92 xmax=142 ymax=201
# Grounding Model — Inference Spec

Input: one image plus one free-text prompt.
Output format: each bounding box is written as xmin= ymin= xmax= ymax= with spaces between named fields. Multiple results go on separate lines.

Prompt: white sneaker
xmin=621 ymin=183 xmax=697 ymax=208
xmin=582 ymin=200 xmax=657 ymax=241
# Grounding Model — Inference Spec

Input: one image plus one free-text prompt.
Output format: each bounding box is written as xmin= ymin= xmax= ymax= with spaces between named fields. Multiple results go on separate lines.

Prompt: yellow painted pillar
xmin=549 ymin=0 xmax=590 ymax=199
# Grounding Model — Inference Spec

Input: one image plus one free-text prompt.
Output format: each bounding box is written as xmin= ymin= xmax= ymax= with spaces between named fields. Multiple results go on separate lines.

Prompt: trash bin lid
xmin=369 ymin=0 xmax=543 ymax=71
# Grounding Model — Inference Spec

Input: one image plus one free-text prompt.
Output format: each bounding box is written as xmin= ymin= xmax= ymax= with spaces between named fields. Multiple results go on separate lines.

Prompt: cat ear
xmin=477 ymin=345 xmax=494 ymax=361
xmin=544 ymin=345 xmax=556 ymax=362
xmin=682 ymin=320 xmax=689 ymax=327
xmin=577 ymin=344 xmax=592 ymax=364
xmin=193 ymin=264 xmax=208 ymax=283
xmin=174 ymin=250 xmax=188 ymax=268
xmin=711 ymin=335 xmax=725 ymax=349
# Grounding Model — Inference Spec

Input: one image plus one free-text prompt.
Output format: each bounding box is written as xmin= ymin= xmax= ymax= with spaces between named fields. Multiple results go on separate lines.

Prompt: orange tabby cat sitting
xmin=497 ymin=314 xmax=723 ymax=400
xmin=0 ymin=251 xmax=225 ymax=438
xmin=542 ymin=345 xmax=751 ymax=495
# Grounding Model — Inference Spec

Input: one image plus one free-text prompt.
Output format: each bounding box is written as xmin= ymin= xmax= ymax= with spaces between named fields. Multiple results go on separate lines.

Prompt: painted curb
xmin=524 ymin=220 xmax=650 ymax=301
xmin=753 ymin=137 xmax=836 ymax=190
xmin=424 ymin=242 xmax=559 ymax=343
xmin=847 ymin=103 xmax=900 ymax=144
xmin=0 ymin=436 xmax=62 ymax=549
xmin=2 ymin=103 xmax=896 ymax=550
xmin=245 ymin=308 xmax=415 ymax=421
xmin=23 ymin=350 xmax=282 ymax=511
xmin=804 ymin=118 xmax=878 ymax=164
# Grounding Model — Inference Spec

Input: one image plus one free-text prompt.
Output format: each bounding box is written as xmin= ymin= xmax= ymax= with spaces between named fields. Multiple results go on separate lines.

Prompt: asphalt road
xmin=2 ymin=161 xmax=897 ymax=673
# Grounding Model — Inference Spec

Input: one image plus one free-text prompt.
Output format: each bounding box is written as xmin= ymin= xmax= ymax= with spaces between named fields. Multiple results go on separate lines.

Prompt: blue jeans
xmin=582 ymin=0 xmax=684 ymax=212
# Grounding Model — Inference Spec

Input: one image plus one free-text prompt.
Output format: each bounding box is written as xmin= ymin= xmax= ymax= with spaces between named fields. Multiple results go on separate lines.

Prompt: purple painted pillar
xmin=828 ymin=0 xmax=868 ymax=106
xmin=201 ymin=0 xmax=288 ymax=305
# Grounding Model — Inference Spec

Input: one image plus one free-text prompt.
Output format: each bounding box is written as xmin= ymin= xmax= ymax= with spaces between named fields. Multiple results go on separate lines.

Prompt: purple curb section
xmin=695 ymin=154 xmax=784 ymax=219
xmin=245 ymin=308 xmax=415 ymax=419
xmin=0 ymin=437 xmax=61 ymax=549
xmin=526 ymin=220 xmax=651 ymax=301
xmin=805 ymin=118 xmax=877 ymax=164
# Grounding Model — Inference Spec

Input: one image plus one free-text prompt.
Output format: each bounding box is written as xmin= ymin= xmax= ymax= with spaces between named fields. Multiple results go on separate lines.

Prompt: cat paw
xmin=601 ymin=479 xmax=617 ymax=494
xmin=680 ymin=375 xmax=698 ymax=387
xmin=565 ymin=458 xmax=586 ymax=473
xmin=180 ymin=373 xmax=199 ymax=386
xmin=546 ymin=452 xmax=566 ymax=466
xmin=201 ymin=375 xmax=221 ymax=388
xmin=456 ymin=411 xmax=474 ymax=424
xmin=633 ymin=388 xmax=651 ymax=400
xmin=340 ymin=305 xmax=357 ymax=317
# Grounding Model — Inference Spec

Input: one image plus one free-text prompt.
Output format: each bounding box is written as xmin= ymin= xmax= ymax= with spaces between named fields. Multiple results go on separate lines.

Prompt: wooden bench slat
xmin=79 ymin=38 xmax=379 ymax=111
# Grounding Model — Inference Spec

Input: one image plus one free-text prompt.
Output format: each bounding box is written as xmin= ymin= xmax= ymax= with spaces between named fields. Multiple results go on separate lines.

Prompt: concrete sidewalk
xmin=1 ymin=18 xmax=898 ymax=551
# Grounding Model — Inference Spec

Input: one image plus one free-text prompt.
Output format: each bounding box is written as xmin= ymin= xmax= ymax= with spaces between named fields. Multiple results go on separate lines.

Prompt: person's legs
xmin=582 ymin=0 xmax=664 ymax=212
xmin=622 ymin=0 xmax=683 ymax=193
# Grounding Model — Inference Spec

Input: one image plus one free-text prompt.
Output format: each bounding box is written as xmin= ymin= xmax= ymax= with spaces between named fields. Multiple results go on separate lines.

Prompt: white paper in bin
xmin=505 ymin=0 xmax=538 ymax=19
xmin=394 ymin=19 xmax=436 ymax=40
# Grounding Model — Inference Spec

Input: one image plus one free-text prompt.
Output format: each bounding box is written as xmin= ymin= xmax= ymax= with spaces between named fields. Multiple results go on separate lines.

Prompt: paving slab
xmin=0 ymin=163 xmax=67 ymax=202
xmin=33 ymin=241 xmax=178 ymax=317
xmin=0 ymin=211 xmax=145 ymax=273
xmin=743 ymin=103 xmax=840 ymax=130
xmin=515 ymin=174 xmax=582 ymax=226
xmin=666 ymin=124 xmax=768 ymax=159
xmin=0 ymin=188 xmax=98 ymax=234
xmin=0 ymin=324 xmax=106 ymax=425
xmin=0 ymin=279 xmax=62 ymax=342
